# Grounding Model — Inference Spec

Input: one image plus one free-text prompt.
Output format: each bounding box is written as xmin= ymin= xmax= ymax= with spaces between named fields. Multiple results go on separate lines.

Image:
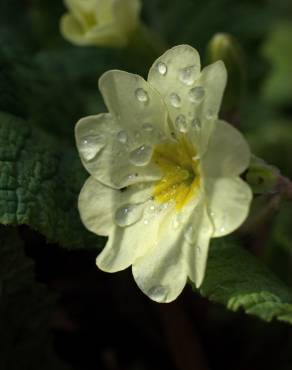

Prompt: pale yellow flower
xmin=60 ymin=0 xmax=141 ymax=47
xmin=76 ymin=45 xmax=252 ymax=303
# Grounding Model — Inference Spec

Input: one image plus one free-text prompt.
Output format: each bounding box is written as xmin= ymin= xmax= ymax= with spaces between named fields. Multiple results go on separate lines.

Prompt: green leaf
xmin=0 ymin=111 xmax=103 ymax=249
xmin=199 ymin=239 xmax=292 ymax=324
xmin=0 ymin=227 xmax=70 ymax=370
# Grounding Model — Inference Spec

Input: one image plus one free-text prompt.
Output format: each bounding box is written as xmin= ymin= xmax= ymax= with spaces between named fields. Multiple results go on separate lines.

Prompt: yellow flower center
xmin=152 ymin=138 xmax=200 ymax=211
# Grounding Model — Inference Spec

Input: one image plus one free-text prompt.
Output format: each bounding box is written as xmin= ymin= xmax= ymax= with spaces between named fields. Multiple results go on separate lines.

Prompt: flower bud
xmin=206 ymin=33 xmax=246 ymax=112
xmin=60 ymin=0 xmax=141 ymax=48
xmin=246 ymin=155 xmax=279 ymax=194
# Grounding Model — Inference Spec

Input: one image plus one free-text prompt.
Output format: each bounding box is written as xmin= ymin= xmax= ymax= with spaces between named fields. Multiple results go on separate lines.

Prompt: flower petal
xmin=79 ymin=176 xmax=159 ymax=272
xmin=78 ymin=176 xmax=152 ymax=236
xmin=60 ymin=14 xmax=89 ymax=45
xmin=132 ymin=194 xmax=206 ymax=302
xmin=206 ymin=177 xmax=252 ymax=237
xmin=99 ymin=70 xmax=170 ymax=141
xmin=64 ymin=0 xmax=97 ymax=28
xmin=75 ymin=113 xmax=162 ymax=188
xmin=183 ymin=201 xmax=214 ymax=287
xmin=148 ymin=45 xmax=227 ymax=155
xmin=132 ymin=228 xmax=188 ymax=303
xmin=202 ymin=120 xmax=251 ymax=177
xmin=60 ymin=13 xmax=125 ymax=47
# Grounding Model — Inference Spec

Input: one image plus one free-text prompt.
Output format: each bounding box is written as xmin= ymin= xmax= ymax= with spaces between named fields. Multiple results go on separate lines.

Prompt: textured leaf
xmin=0 ymin=227 xmax=70 ymax=370
xmin=199 ymin=240 xmax=292 ymax=324
xmin=0 ymin=111 xmax=103 ymax=249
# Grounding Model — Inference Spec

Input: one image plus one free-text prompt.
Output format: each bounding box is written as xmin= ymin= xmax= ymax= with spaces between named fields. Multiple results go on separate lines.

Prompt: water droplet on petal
xmin=114 ymin=204 xmax=143 ymax=227
xmin=169 ymin=93 xmax=181 ymax=108
xmin=79 ymin=134 xmax=105 ymax=161
xmin=157 ymin=62 xmax=167 ymax=76
xmin=219 ymin=226 xmax=226 ymax=233
xmin=206 ymin=109 xmax=216 ymax=120
xmin=192 ymin=154 xmax=200 ymax=161
xmin=172 ymin=215 xmax=182 ymax=229
xmin=129 ymin=145 xmax=153 ymax=166
xmin=117 ymin=130 xmax=128 ymax=144
xmin=179 ymin=65 xmax=199 ymax=86
xmin=189 ymin=86 xmax=205 ymax=103
xmin=184 ymin=224 xmax=195 ymax=243
xmin=142 ymin=123 xmax=153 ymax=132
xmin=149 ymin=204 xmax=156 ymax=212
xmin=175 ymin=114 xmax=188 ymax=133
xmin=148 ymin=285 xmax=168 ymax=301
xmin=135 ymin=88 xmax=149 ymax=103
xmin=191 ymin=118 xmax=201 ymax=131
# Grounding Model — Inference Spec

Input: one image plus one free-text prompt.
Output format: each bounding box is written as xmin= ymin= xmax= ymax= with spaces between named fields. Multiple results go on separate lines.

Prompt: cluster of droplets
xmin=154 ymin=59 xmax=217 ymax=129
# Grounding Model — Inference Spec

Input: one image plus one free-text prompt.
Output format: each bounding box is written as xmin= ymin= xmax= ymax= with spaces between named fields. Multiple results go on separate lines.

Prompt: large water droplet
xmin=79 ymin=134 xmax=105 ymax=161
xmin=117 ymin=130 xmax=128 ymax=144
xmin=179 ymin=65 xmax=199 ymax=86
xmin=175 ymin=114 xmax=188 ymax=133
xmin=135 ymin=88 xmax=149 ymax=103
xmin=184 ymin=224 xmax=195 ymax=243
xmin=156 ymin=62 xmax=167 ymax=76
xmin=189 ymin=86 xmax=205 ymax=103
xmin=142 ymin=123 xmax=153 ymax=132
xmin=114 ymin=204 xmax=143 ymax=227
xmin=129 ymin=145 xmax=152 ymax=166
xmin=148 ymin=285 xmax=168 ymax=301
xmin=169 ymin=93 xmax=181 ymax=108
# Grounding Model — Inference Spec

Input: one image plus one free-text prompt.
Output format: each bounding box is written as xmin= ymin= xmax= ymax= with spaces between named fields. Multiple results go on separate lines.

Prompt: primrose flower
xmin=60 ymin=0 xmax=141 ymax=47
xmin=76 ymin=45 xmax=252 ymax=303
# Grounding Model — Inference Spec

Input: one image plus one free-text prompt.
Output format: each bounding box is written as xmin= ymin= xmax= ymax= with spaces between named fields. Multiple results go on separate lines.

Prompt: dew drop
xmin=114 ymin=204 xmax=143 ymax=227
xmin=149 ymin=204 xmax=156 ymax=212
xmin=135 ymin=88 xmax=149 ymax=103
xmin=206 ymin=109 xmax=216 ymax=120
xmin=219 ymin=226 xmax=226 ymax=233
xmin=79 ymin=134 xmax=105 ymax=161
xmin=192 ymin=154 xmax=200 ymax=161
xmin=169 ymin=93 xmax=181 ymax=108
xmin=175 ymin=114 xmax=188 ymax=133
xmin=142 ymin=123 xmax=153 ymax=132
xmin=191 ymin=118 xmax=201 ymax=130
xmin=129 ymin=144 xmax=153 ymax=166
xmin=172 ymin=215 xmax=182 ymax=229
xmin=157 ymin=62 xmax=167 ymax=76
xmin=179 ymin=65 xmax=199 ymax=86
xmin=148 ymin=285 xmax=168 ymax=301
xmin=184 ymin=224 xmax=195 ymax=243
xmin=117 ymin=130 xmax=128 ymax=144
xmin=189 ymin=86 xmax=205 ymax=103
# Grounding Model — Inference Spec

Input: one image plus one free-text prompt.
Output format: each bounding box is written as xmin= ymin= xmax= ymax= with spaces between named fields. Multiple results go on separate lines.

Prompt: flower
xmin=60 ymin=0 xmax=141 ymax=47
xmin=76 ymin=45 xmax=252 ymax=303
